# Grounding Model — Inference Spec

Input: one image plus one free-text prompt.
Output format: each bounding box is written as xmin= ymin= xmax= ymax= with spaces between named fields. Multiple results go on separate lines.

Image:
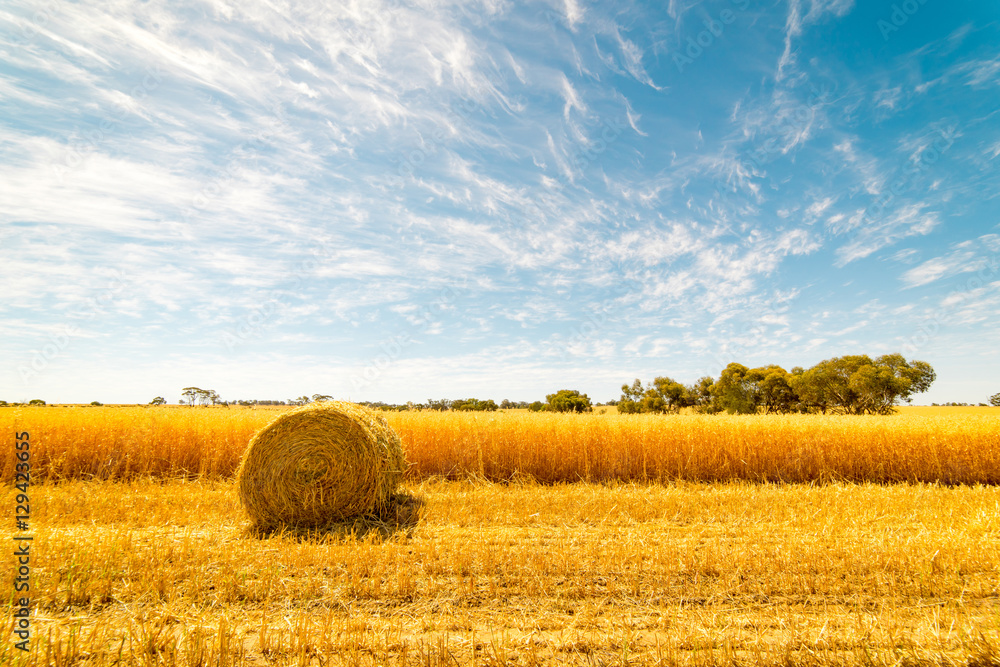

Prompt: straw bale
xmin=237 ymin=401 xmax=405 ymax=528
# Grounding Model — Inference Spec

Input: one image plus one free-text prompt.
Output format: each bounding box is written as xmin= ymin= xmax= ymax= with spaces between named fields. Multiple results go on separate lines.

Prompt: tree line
xmin=140 ymin=355 xmax=975 ymax=415
xmin=617 ymin=353 xmax=936 ymax=415
xmin=371 ymin=391 xmax=594 ymax=413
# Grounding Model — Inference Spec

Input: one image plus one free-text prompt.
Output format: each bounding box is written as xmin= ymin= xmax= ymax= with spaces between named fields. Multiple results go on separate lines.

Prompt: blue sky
xmin=2 ymin=0 xmax=999 ymax=405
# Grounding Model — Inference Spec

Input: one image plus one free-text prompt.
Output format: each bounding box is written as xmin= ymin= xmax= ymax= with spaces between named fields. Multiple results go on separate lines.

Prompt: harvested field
xmin=2 ymin=479 xmax=999 ymax=666
xmin=3 ymin=406 xmax=998 ymax=665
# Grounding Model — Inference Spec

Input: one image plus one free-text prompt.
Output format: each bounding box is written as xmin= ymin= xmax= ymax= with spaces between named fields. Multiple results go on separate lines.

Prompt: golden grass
xmin=2 ymin=406 xmax=997 ymax=484
xmin=391 ymin=410 xmax=1000 ymax=484
xmin=3 ymin=479 xmax=999 ymax=666
xmin=237 ymin=402 xmax=406 ymax=528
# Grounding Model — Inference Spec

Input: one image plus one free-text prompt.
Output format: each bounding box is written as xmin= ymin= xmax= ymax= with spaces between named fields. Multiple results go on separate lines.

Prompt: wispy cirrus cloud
xmin=2 ymin=0 xmax=999 ymax=404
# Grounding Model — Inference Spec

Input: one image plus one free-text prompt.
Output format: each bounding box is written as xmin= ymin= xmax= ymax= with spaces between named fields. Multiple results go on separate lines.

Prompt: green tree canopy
xmin=712 ymin=363 xmax=758 ymax=414
xmin=546 ymin=389 xmax=592 ymax=413
xmin=793 ymin=354 xmax=936 ymax=415
xmin=620 ymin=353 xmax=935 ymax=417
xmin=618 ymin=377 xmax=691 ymax=414
xmin=452 ymin=398 xmax=499 ymax=411
xmin=748 ymin=366 xmax=797 ymax=414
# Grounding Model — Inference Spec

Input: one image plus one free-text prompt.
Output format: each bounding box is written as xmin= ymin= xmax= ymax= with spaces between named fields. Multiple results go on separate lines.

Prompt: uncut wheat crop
xmin=2 ymin=406 xmax=998 ymax=485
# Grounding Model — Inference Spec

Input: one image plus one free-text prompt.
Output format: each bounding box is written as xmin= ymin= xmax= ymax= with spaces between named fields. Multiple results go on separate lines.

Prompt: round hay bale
xmin=237 ymin=401 xmax=406 ymax=528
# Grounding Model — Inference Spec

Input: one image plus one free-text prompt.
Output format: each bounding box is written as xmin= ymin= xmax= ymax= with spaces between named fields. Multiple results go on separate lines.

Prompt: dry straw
xmin=237 ymin=401 xmax=406 ymax=528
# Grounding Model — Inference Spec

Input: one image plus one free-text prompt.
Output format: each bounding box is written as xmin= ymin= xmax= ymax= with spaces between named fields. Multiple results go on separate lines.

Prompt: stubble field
xmin=2 ymin=406 xmax=999 ymax=666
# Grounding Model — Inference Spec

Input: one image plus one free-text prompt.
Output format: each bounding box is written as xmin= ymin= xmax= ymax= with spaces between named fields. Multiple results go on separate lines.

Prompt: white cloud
xmin=901 ymin=236 xmax=1000 ymax=288
xmin=836 ymin=206 xmax=940 ymax=266
xmin=777 ymin=0 xmax=854 ymax=80
xmin=563 ymin=0 xmax=583 ymax=30
xmin=2 ymin=0 xmax=996 ymax=404
xmin=873 ymin=86 xmax=902 ymax=110
xmin=806 ymin=197 xmax=835 ymax=219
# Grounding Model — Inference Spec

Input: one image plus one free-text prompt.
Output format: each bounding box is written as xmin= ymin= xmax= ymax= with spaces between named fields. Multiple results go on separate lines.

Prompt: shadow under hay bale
xmin=237 ymin=401 xmax=407 ymax=530
xmin=244 ymin=490 xmax=425 ymax=542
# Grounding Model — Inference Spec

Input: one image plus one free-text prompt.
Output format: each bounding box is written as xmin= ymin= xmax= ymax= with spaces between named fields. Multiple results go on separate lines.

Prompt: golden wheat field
xmin=2 ymin=406 xmax=999 ymax=484
xmin=2 ymin=406 xmax=999 ymax=666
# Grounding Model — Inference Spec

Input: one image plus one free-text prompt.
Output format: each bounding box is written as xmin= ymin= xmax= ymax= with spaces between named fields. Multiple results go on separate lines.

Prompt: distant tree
xmin=625 ymin=380 xmax=645 ymax=411
xmin=28 ymin=399 xmax=46 ymax=406
xmin=500 ymin=399 xmax=516 ymax=410
xmin=642 ymin=381 xmax=669 ymax=413
xmin=748 ymin=366 xmax=797 ymax=414
xmin=527 ymin=401 xmax=546 ymax=412
xmin=712 ymin=363 xmax=758 ymax=414
xmin=0 ymin=401 xmax=8 ymax=407
xmin=427 ymin=399 xmax=452 ymax=411
xmin=990 ymin=393 xmax=1000 ymax=407
xmin=687 ymin=376 xmax=720 ymax=414
xmin=650 ymin=376 xmax=690 ymax=413
xmin=790 ymin=354 xmax=935 ymax=415
xmin=312 ymin=394 xmax=333 ymax=402
xmin=617 ymin=379 xmax=644 ymax=414
xmin=788 ymin=365 xmax=831 ymax=414
xmin=288 ymin=396 xmax=311 ymax=406
xmin=620 ymin=376 xmax=717 ymax=414
xmin=546 ymin=389 xmax=592 ymax=413
xmin=851 ymin=354 xmax=934 ymax=414
xmin=149 ymin=396 xmax=167 ymax=405
xmin=620 ymin=377 xmax=691 ymax=414
xmin=182 ymin=387 xmax=207 ymax=406
xmin=90 ymin=401 xmax=103 ymax=406
xmin=452 ymin=398 xmax=498 ymax=411
xmin=181 ymin=388 xmax=223 ymax=406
